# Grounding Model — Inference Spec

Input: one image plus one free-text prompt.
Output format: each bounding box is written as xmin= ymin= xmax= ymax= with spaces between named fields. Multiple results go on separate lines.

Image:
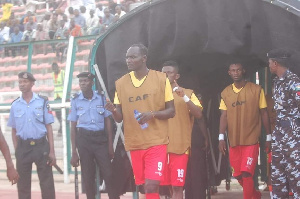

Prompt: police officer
xmin=267 ymin=48 xmax=300 ymax=198
xmin=68 ymin=72 xmax=119 ymax=199
xmin=7 ymin=72 xmax=56 ymax=199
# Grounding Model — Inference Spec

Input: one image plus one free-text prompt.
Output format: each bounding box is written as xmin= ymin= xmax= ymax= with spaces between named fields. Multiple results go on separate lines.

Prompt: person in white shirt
xmin=0 ymin=22 xmax=10 ymax=43
xmin=115 ymin=5 xmax=126 ymax=18
xmin=21 ymin=24 xmax=36 ymax=41
xmin=86 ymin=9 xmax=99 ymax=35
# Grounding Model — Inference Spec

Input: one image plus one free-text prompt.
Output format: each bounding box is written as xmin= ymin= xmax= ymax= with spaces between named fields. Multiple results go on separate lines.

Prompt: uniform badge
xmin=46 ymin=103 xmax=52 ymax=114
xmin=23 ymin=73 xmax=28 ymax=79
xmin=293 ymin=83 xmax=300 ymax=96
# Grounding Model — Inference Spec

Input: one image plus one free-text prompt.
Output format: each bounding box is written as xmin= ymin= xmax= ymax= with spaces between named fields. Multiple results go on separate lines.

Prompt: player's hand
xmin=105 ymin=98 xmax=116 ymax=113
xmin=136 ymin=112 xmax=153 ymax=124
xmin=70 ymin=153 xmax=80 ymax=167
xmin=219 ymin=140 xmax=226 ymax=155
xmin=265 ymin=141 xmax=271 ymax=154
xmin=48 ymin=152 xmax=56 ymax=166
xmin=7 ymin=166 xmax=19 ymax=185
xmin=173 ymin=80 xmax=185 ymax=97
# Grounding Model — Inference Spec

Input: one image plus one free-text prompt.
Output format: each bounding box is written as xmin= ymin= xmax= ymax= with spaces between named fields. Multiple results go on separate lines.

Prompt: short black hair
xmin=267 ymin=48 xmax=292 ymax=68
xmin=162 ymin=60 xmax=179 ymax=73
xmin=130 ymin=43 xmax=148 ymax=56
xmin=52 ymin=62 xmax=58 ymax=67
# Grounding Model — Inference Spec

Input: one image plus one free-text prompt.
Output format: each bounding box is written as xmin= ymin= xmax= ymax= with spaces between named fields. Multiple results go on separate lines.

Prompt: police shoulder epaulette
xmin=11 ymin=97 xmax=20 ymax=104
xmin=38 ymin=94 xmax=49 ymax=101
xmin=71 ymin=93 xmax=79 ymax=99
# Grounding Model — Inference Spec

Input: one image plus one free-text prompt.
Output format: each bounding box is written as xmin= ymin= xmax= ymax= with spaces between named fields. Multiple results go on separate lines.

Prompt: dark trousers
xmin=76 ymin=129 xmax=119 ymax=199
xmin=15 ymin=137 xmax=55 ymax=199
xmin=185 ymin=123 xmax=207 ymax=199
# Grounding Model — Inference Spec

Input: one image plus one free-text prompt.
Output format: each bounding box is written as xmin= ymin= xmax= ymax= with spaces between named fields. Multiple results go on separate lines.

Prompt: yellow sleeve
xmin=190 ymin=93 xmax=203 ymax=109
xmin=113 ymin=91 xmax=120 ymax=104
xmin=219 ymin=99 xmax=227 ymax=110
xmin=165 ymin=78 xmax=174 ymax=102
xmin=259 ymin=89 xmax=267 ymax=109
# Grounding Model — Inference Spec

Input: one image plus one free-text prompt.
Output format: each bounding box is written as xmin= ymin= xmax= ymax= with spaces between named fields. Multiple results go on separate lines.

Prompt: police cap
xmin=267 ymin=48 xmax=292 ymax=59
xmin=77 ymin=72 xmax=95 ymax=79
xmin=18 ymin=72 xmax=36 ymax=82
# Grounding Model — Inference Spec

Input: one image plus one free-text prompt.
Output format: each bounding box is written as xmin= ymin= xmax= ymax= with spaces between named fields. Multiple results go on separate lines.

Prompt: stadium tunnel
xmin=87 ymin=0 xmax=300 ymax=194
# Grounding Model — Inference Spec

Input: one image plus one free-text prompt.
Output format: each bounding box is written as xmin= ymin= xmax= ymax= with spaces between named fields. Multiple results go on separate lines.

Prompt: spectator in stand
xmin=82 ymin=0 xmax=96 ymax=11
xmin=35 ymin=23 xmax=48 ymax=55
xmin=108 ymin=1 xmax=117 ymax=15
xmin=47 ymin=13 xmax=59 ymax=39
xmin=9 ymin=18 xmax=24 ymax=35
xmin=21 ymin=11 xmax=36 ymax=25
xmin=62 ymin=14 xmax=70 ymax=29
xmin=115 ymin=5 xmax=126 ymax=18
xmin=7 ymin=26 xmax=23 ymax=57
xmin=24 ymin=16 xmax=37 ymax=30
xmin=74 ymin=9 xmax=86 ymax=30
xmin=102 ymin=8 xmax=114 ymax=27
xmin=21 ymin=23 xmax=36 ymax=41
xmin=66 ymin=6 xmax=75 ymax=19
xmin=86 ymin=9 xmax=99 ymax=35
xmin=55 ymin=29 xmax=69 ymax=62
xmin=95 ymin=3 xmax=104 ymax=19
xmin=41 ymin=12 xmax=51 ymax=33
xmin=54 ymin=20 xmax=66 ymax=39
xmin=0 ymin=0 xmax=14 ymax=23
xmin=69 ymin=18 xmax=83 ymax=37
xmin=25 ymin=0 xmax=46 ymax=13
xmin=80 ymin=6 xmax=90 ymax=20
xmin=0 ymin=21 xmax=10 ymax=43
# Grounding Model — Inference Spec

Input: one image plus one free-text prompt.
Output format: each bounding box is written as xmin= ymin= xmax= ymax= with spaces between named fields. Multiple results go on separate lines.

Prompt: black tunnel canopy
xmin=92 ymin=0 xmax=300 ymax=97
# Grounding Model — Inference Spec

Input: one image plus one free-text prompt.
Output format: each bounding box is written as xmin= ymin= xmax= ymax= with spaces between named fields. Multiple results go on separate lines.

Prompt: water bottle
xmin=134 ymin=109 xmax=148 ymax=129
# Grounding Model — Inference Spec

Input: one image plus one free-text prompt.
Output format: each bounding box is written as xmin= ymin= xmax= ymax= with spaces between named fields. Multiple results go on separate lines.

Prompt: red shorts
xmin=161 ymin=153 xmax=189 ymax=186
xmin=130 ymin=145 xmax=167 ymax=185
xmin=229 ymin=144 xmax=259 ymax=177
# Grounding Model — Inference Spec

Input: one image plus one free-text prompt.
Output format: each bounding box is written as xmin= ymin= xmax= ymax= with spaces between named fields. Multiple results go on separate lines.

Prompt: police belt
xmin=18 ymin=136 xmax=47 ymax=146
xmin=78 ymin=128 xmax=105 ymax=136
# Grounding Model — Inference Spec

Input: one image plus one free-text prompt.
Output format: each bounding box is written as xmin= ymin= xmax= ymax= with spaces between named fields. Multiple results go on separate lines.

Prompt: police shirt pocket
xmin=14 ymin=110 xmax=25 ymax=128
xmin=97 ymin=107 xmax=105 ymax=115
xmin=34 ymin=110 xmax=44 ymax=123
xmin=77 ymin=110 xmax=88 ymax=124
xmin=96 ymin=107 xmax=105 ymax=123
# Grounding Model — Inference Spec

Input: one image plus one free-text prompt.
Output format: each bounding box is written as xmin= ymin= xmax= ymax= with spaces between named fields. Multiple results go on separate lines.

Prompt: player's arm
xmin=187 ymin=93 xmax=203 ymax=119
xmin=105 ymin=92 xmax=123 ymax=123
xmin=147 ymin=78 xmax=175 ymax=120
xmin=259 ymin=89 xmax=271 ymax=153
xmin=219 ymin=109 xmax=228 ymax=155
xmin=0 ymin=128 xmax=19 ymax=184
xmin=151 ymin=100 xmax=175 ymax=120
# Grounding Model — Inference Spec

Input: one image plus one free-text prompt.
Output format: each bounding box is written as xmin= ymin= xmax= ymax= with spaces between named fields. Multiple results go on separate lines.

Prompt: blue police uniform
xmin=8 ymin=93 xmax=54 ymax=139
xmin=68 ymin=90 xmax=119 ymax=199
xmin=7 ymin=92 xmax=55 ymax=199
xmin=68 ymin=90 xmax=111 ymax=130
